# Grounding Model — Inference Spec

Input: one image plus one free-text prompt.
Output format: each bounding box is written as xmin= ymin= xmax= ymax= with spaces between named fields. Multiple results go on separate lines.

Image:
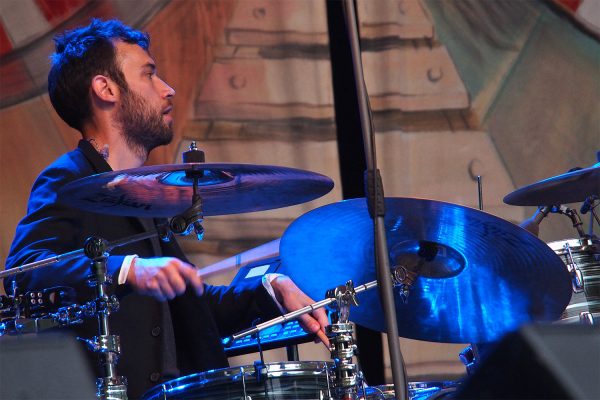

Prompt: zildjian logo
xmin=81 ymin=193 xmax=153 ymax=210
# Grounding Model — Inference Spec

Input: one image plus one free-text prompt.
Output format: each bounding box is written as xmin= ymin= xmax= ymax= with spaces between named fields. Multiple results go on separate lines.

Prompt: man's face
xmin=114 ymin=42 xmax=175 ymax=155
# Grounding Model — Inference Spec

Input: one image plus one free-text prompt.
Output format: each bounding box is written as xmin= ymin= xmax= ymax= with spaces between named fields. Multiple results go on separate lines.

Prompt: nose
xmin=159 ymin=77 xmax=175 ymax=98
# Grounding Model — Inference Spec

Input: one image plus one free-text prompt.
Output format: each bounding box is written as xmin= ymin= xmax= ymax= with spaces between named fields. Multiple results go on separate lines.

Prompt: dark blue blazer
xmin=6 ymin=140 xmax=280 ymax=398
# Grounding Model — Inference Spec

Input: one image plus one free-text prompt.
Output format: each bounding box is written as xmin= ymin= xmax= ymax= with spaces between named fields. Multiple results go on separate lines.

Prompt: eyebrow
xmin=142 ymin=62 xmax=156 ymax=72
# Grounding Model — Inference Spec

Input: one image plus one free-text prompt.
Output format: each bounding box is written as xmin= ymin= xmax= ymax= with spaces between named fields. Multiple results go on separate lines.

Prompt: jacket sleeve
xmin=200 ymin=280 xmax=283 ymax=336
xmin=5 ymin=160 xmax=126 ymax=298
xmin=158 ymin=230 xmax=282 ymax=335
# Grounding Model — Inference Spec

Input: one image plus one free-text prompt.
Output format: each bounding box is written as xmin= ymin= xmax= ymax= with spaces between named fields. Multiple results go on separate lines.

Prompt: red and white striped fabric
xmin=554 ymin=0 xmax=600 ymax=36
xmin=0 ymin=0 xmax=165 ymax=109
xmin=0 ymin=0 xmax=87 ymax=56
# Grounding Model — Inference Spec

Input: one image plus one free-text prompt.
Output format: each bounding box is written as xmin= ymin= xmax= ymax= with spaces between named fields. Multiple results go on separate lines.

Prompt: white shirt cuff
xmin=118 ymin=255 xmax=138 ymax=285
xmin=262 ymin=273 xmax=285 ymax=313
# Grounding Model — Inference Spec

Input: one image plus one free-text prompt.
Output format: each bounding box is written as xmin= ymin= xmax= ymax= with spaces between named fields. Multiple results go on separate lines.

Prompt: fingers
xmin=297 ymin=311 xmax=330 ymax=348
xmin=298 ymin=312 xmax=330 ymax=347
xmin=165 ymin=267 xmax=186 ymax=296
xmin=145 ymin=279 xmax=168 ymax=302
xmin=295 ymin=302 xmax=328 ymax=334
xmin=154 ymin=272 xmax=177 ymax=300
xmin=177 ymin=263 xmax=204 ymax=296
xmin=312 ymin=307 xmax=330 ymax=331
xmin=298 ymin=313 xmax=322 ymax=335
xmin=130 ymin=257 xmax=203 ymax=301
xmin=269 ymin=275 xmax=330 ymax=342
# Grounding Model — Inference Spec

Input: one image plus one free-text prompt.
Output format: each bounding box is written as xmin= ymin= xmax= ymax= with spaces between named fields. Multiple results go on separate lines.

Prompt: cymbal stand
xmin=11 ymin=280 xmax=20 ymax=320
xmin=460 ymin=176 xmax=485 ymax=374
xmin=226 ymin=280 xmax=372 ymax=400
xmin=325 ymin=280 xmax=360 ymax=400
xmin=79 ymin=236 xmax=127 ymax=400
xmin=225 ymin=271 xmax=406 ymax=400
xmin=0 ymin=229 xmax=164 ymax=280
xmin=169 ymin=141 xmax=206 ymax=241
xmin=224 ymin=279 xmax=379 ymax=346
xmin=168 ymin=174 xmax=204 ymax=241
xmin=551 ymin=205 xmax=587 ymax=238
xmin=581 ymin=195 xmax=599 ymax=236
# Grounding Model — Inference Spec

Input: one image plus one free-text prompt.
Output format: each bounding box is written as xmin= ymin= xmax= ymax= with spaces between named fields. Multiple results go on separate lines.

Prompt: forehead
xmin=114 ymin=41 xmax=154 ymax=70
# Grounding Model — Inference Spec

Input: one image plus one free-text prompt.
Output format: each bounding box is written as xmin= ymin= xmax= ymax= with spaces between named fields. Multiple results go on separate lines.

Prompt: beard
xmin=116 ymin=88 xmax=174 ymax=158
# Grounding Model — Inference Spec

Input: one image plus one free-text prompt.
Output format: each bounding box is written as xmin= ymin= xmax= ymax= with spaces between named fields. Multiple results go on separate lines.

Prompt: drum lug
xmin=566 ymin=263 xmax=585 ymax=293
xmin=563 ymin=243 xmax=585 ymax=293
xmin=579 ymin=312 xmax=595 ymax=325
xmin=459 ymin=345 xmax=477 ymax=375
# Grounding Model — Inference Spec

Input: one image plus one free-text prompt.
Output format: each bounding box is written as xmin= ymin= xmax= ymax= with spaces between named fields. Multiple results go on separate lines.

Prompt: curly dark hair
xmin=48 ymin=19 xmax=150 ymax=132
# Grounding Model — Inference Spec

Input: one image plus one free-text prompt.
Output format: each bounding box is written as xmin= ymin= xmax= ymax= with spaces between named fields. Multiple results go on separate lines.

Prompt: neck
xmin=107 ymin=136 xmax=147 ymax=170
xmin=83 ymin=126 xmax=146 ymax=170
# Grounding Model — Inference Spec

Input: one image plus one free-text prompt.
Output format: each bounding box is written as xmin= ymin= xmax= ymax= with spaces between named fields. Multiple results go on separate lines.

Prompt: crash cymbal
xmin=504 ymin=164 xmax=600 ymax=206
xmin=279 ymin=198 xmax=572 ymax=343
xmin=58 ymin=163 xmax=334 ymax=218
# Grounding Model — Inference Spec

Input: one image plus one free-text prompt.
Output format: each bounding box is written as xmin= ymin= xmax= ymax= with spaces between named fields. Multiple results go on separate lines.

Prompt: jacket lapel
xmin=76 ymin=140 xmax=163 ymax=255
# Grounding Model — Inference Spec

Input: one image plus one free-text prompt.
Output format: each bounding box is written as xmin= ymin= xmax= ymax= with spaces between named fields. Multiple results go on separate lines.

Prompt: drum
xmin=548 ymin=237 xmax=600 ymax=324
xmin=360 ymin=381 xmax=457 ymax=400
xmin=142 ymin=361 xmax=334 ymax=400
xmin=143 ymin=363 xmax=460 ymax=400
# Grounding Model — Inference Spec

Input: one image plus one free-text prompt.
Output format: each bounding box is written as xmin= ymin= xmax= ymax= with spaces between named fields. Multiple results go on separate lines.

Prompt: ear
xmin=90 ymin=75 xmax=120 ymax=104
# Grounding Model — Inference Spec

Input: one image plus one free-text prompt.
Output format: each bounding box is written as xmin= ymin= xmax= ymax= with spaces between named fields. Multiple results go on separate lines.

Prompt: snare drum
xmin=142 ymin=361 xmax=334 ymax=400
xmin=548 ymin=237 xmax=600 ymax=324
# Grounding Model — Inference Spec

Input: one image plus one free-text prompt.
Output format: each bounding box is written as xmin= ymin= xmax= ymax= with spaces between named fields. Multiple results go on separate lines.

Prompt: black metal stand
xmin=286 ymin=344 xmax=299 ymax=361
xmin=340 ymin=1 xmax=407 ymax=399
xmin=227 ymin=272 xmax=407 ymax=400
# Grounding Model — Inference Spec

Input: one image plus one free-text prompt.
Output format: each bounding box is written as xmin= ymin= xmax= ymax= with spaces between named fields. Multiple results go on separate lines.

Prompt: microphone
xmin=519 ymin=206 xmax=551 ymax=236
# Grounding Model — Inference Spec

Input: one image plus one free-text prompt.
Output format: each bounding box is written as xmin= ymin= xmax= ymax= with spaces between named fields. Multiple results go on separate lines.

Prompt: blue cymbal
xmin=279 ymin=198 xmax=572 ymax=343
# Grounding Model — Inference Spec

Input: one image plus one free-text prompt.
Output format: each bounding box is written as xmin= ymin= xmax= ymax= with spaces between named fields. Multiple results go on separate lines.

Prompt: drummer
xmin=5 ymin=19 xmax=328 ymax=398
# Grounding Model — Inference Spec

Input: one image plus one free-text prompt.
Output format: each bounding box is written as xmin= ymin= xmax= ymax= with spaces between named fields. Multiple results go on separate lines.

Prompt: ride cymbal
xmin=279 ymin=198 xmax=572 ymax=343
xmin=504 ymin=164 xmax=600 ymax=206
xmin=58 ymin=163 xmax=334 ymax=218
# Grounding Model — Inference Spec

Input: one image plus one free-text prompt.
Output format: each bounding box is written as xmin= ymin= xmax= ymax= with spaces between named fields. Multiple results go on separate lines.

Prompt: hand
xmin=270 ymin=275 xmax=330 ymax=347
xmin=127 ymin=257 xmax=204 ymax=301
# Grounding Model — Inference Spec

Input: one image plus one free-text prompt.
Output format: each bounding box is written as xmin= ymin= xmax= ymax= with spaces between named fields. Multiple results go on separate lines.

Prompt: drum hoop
xmin=148 ymin=361 xmax=334 ymax=397
xmin=360 ymin=381 xmax=459 ymax=398
xmin=547 ymin=237 xmax=599 ymax=253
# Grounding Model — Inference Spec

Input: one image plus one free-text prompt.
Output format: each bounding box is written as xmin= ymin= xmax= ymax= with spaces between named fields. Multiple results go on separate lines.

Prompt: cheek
xmin=138 ymin=88 xmax=162 ymax=110
xmin=130 ymin=81 xmax=160 ymax=100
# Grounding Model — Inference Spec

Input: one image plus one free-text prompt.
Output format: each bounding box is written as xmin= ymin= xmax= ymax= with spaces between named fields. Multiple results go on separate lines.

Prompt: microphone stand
xmin=340 ymin=1 xmax=407 ymax=399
